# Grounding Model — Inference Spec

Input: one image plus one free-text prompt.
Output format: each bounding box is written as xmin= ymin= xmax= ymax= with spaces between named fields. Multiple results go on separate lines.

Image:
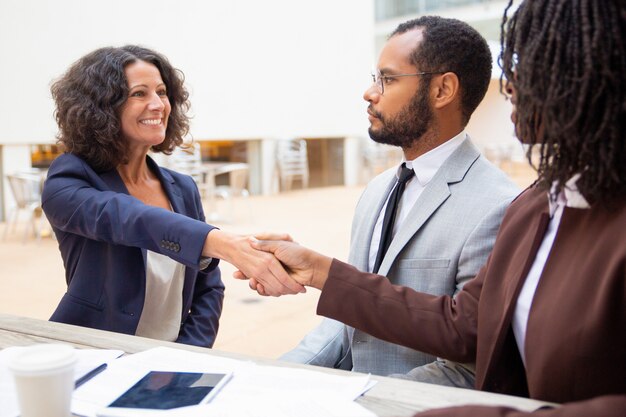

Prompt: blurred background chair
xmin=168 ymin=145 xmax=204 ymax=183
xmin=165 ymin=146 xmax=251 ymax=222
xmin=167 ymin=145 xmax=216 ymax=199
xmin=2 ymin=172 xmax=45 ymax=242
xmin=362 ymin=141 xmax=402 ymax=183
xmin=276 ymin=139 xmax=309 ymax=192
xmin=212 ymin=163 xmax=251 ymax=223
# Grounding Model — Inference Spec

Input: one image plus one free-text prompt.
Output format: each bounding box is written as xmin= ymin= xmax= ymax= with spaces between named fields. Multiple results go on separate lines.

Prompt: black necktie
xmin=373 ymin=163 xmax=415 ymax=274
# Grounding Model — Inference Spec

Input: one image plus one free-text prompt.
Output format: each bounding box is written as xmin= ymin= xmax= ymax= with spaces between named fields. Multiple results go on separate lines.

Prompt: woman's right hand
xmin=203 ymin=230 xmax=305 ymax=296
xmin=245 ymin=233 xmax=333 ymax=294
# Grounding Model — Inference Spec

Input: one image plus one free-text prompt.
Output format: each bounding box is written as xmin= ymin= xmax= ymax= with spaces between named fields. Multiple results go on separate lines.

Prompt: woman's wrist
xmin=204 ymin=229 xmax=234 ymax=262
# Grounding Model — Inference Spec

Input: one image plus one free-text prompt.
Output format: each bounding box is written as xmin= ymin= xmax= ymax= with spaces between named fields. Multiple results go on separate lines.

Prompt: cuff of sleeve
xmin=317 ymin=259 xmax=357 ymax=317
xmin=198 ymin=256 xmax=217 ymax=270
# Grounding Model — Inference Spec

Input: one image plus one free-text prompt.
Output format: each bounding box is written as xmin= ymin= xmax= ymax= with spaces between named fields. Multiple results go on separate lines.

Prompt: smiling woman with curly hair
xmin=51 ymin=45 xmax=189 ymax=172
xmin=43 ymin=45 xmax=303 ymax=348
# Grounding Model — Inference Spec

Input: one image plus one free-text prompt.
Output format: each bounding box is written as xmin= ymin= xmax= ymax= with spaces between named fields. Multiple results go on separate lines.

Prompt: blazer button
xmin=160 ymin=240 xmax=167 ymax=248
xmin=174 ymin=244 xmax=180 ymax=252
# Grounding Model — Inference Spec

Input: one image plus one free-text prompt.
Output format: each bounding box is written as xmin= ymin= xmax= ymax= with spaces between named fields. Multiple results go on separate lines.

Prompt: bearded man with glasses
xmin=278 ymin=16 xmax=519 ymax=388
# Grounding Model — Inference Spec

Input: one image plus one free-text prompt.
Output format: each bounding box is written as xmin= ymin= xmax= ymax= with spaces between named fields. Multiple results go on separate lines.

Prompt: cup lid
xmin=7 ymin=344 xmax=77 ymax=375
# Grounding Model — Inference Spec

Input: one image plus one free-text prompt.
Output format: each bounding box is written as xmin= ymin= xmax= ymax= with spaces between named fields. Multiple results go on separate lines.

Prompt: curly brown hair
xmin=51 ymin=45 xmax=190 ymax=172
xmin=500 ymin=0 xmax=626 ymax=204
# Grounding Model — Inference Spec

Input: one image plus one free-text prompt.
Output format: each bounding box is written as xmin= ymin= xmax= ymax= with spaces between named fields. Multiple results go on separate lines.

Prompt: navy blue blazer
xmin=42 ymin=153 xmax=224 ymax=348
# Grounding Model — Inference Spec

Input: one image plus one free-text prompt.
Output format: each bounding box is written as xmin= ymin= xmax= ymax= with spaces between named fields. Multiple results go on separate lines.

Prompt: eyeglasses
xmin=371 ymin=70 xmax=445 ymax=95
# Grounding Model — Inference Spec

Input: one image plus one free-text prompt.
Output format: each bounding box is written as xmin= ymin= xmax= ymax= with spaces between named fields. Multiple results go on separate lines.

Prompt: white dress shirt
xmin=512 ymin=174 xmax=590 ymax=366
xmin=135 ymin=250 xmax=186 ymax=342
xmin=368 ymin=131 xmax=467 ymax=272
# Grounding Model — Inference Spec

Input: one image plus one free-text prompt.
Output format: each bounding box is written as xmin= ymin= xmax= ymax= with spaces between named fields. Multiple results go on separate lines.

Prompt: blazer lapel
xmin=146 ymin=156 xmax=185 ymax=214
xmin=479 ymin=203 xmax=551 ymax=389
xmin=350 ymin=171 xmax=397 ymax=271
xmin=100 ymin=168 xmax=129 ymax=194
xmin=376 ymin=139 xmax=480 ymax=276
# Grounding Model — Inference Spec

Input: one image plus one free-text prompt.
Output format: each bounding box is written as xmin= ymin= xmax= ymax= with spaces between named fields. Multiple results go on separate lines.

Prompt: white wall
xmin=466 ymin=79 xmax=525 ymax=161
xmin=0 ymin=0 xmax=375 ymax=144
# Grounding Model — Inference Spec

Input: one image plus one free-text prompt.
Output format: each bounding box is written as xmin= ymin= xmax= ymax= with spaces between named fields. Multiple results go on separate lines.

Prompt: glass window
xmin=375 ymin=0 xmax=496 ymax=21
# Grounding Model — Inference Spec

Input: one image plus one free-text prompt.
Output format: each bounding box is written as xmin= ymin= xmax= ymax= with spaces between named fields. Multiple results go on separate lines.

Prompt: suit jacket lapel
xmin=377 ymin=139 xmax=481 ymax=276
xmin=351 ymin=171 xmax=396 ymax=271
xmin=100 ymin=167 xmax=128 ymax=194
xmin=479 ymin=201 xmax=551 ymax=389
xmin=146 ymin=156 xmax=185 ymax=214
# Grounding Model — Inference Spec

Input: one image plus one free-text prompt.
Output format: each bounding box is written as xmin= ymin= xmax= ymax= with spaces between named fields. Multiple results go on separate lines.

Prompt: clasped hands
xmin=205 ymin=230 xmax=330 ymax=297
xmin=237 ymin=233 xmax=332 ymax=296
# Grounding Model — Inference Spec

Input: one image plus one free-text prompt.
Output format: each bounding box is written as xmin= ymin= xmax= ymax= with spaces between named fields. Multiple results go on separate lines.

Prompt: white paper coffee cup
xmin=8 ymin=344 xmax=77 ymax=417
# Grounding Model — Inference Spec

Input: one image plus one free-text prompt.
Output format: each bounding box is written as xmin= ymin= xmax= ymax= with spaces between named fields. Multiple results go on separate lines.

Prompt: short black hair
xmin=391 ymin=16 xmax=492 ymax=126
xmin=51 ymin=45 xmax=190 ymax=173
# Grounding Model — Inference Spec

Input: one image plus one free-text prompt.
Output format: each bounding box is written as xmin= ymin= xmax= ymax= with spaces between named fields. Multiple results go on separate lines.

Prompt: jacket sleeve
xmin=42 ymin=154 xmax=213 ymax=268
xmin=317 ymin=259 xmax=482 ymax=364
xmin=412 ymin=395 xmax=626 ymax=417
xmin=280 ymin=318 xmax=352 ymax=369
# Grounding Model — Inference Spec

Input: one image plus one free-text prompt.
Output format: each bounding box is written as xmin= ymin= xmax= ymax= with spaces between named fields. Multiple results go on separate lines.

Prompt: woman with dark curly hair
xmin=245 ymin=0 xmax=626 ymax=415
xmin=43 ymin=45 xmax=303 ymax=348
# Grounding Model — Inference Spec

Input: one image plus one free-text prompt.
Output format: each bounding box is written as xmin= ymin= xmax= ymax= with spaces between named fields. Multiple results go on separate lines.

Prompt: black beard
xmin=368 ymin=86 xmax=433 ymax=148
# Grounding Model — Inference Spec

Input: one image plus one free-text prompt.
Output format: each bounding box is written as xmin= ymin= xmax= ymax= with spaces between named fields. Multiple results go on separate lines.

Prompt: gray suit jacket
xmin=281 ymin=138 xmax=519 ymax=386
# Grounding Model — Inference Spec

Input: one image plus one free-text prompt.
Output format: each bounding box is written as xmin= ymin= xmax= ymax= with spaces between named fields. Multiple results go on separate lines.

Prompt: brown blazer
xmin=318 ymin=186 xmax=626 ymax=417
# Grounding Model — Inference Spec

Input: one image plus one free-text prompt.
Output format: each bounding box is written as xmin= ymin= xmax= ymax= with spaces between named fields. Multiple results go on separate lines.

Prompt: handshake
xmin=205 ymin=231 xmax=332 ymax=296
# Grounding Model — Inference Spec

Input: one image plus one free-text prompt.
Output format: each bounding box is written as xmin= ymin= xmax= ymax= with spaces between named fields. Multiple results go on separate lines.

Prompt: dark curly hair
xmin=51 ymin=45 xmax=190 ymax=172
xmin=391 ymin=16 xmax=492 ymax=126
xmin=500 ymin=0 xmax=626 ymax=204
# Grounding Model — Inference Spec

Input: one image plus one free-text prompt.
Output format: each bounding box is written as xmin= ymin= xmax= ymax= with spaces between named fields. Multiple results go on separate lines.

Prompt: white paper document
xmin=74 ymin=346 xmax=376 ymax=417
xmin=0 ymin=347 xmax=123 ymax=417
xmin=96 ymin=395 xmax=376 ymax=417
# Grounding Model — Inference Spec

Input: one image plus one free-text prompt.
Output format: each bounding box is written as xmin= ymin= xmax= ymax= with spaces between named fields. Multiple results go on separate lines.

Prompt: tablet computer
xmin=99 ymin=370 xmax=232 ymax=414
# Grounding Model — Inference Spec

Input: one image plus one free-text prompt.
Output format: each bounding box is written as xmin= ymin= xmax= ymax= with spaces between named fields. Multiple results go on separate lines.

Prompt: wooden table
xmin=0 ymin=313 xmax=553 ymax=416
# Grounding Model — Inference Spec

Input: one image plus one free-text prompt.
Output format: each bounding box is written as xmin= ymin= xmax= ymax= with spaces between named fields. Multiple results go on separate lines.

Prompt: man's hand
xmin=203 ymin=230 xmax=305 ymax=296
xmin=232 ymin=232 xmax=295 ymax=296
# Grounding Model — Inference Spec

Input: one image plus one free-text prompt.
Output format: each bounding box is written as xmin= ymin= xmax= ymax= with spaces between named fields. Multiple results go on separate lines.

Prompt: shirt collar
xmin=398 ymin=131 xmax=467 ymax=186
xmin=548 ymin=173 xmax=591 ymax=216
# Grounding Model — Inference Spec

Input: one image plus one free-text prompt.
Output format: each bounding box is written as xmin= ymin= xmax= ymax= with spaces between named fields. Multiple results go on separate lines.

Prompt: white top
xmin=512 ymin=174 xmax=589 ymax=365
xmin=368 ymin=131 xmax=467 ymax=272
xmin=135 ymin=250 xmax=186 ymax=342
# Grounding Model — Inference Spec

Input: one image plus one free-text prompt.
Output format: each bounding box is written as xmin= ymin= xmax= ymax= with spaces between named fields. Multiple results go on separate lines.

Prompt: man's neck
xmin=402 ymin=127 xmax=463 ymax=160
